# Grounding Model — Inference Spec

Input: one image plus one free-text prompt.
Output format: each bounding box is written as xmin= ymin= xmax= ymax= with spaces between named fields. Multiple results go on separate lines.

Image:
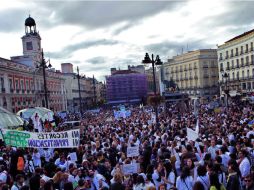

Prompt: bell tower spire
xmin=22 ymin=15 xmax=42 ymax=67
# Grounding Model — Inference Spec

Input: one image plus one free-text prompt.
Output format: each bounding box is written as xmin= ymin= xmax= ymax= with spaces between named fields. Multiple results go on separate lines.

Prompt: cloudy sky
xmin=1 ymin=0 xmax=254 ymax=81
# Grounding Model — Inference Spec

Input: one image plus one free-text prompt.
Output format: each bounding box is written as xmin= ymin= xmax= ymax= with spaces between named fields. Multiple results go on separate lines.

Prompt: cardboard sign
xmin=187 ymin=127 xmax=198 ymax=141
xmin=121 ymin=163 xmax=140 ymax=175
xmin=69 ymin=152 xmax=78 ymax=162
xmin=127 ymin=146 xmax=139 ymax=157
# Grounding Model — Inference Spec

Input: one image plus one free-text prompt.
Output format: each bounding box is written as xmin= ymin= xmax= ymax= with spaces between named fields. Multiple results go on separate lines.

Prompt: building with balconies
xmin=162 ymin=49 xmax=219 ymax=98
xmin=217 ymin=28 xmax=254 ymax=96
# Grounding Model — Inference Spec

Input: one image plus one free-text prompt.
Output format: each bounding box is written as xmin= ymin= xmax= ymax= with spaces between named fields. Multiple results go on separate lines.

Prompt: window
xmin=237 ymin=72 xmax=239 ymax=80
xmin=252 ymin=55 xmax=254 ymax=64
xmin=236 ymin=48 xmax=238 ymax=55
xmin=242 ymin=83 xmax=246 ymax=90
xmin=246 ymin=56 xmax=249 ymax=65
xmin=251 ymin=42 xmax=253 ymax=51
xmin=247 ymin=70 xmax=250 ymax=78
xmin=26 ymin=42 xmax=33 ymax=50
xmin=253 ymin=68 xmax=254 ymax=77
xmin=248 ymin=82 xmax=251 ymax=89
xmin=219 ymin=53 xmax=222 ymax=60
xmin=232 ymin=72 xmax=235 ymax=80
xmin=226 ymin=51 xmax=228 ymax=58
xmin=226 ymin=62 xmax=230 ymax=69
xmin=231 ymin=49 xmax=233 ymax=57
xmin=0 ymin=78 xmax=4 ymax=89
xmin=241 ymin=58 xmax=244 ymax=66
xmin=231 ymin=60 xmax=234 ymax=68
xmin=26 ymin=80 xmax=29 ymax=90
xmin=236 ymin=59 xmax=239 ymax=67
xmin=21 ymin=80 xmax=24 ymax=90
xmin=9 ymin=79 xmax=12 ymax=89
xmin=15 ymin=80 xmax=19 ymax=89
xmin=241 ymin=46 xmax=243 ymax=54
xmin=242 ymin=70 xmax=245 ymax=78
xmin=220 ymin=63 xmax=223 ymax=71
xmin=246 ymin=44 xmax=249 ymax=52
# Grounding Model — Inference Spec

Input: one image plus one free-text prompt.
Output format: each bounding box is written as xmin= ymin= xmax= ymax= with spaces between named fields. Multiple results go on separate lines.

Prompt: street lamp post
xmin=93 ymin=75 xmax=96 ymax=107
xmin=142 ymin=53 xmax=163 ymax=124
xmin=222 ymin=72 xmax=229 ymax=108
xmin=37 ymin=49 xmax=52 ymax=109
xmin=75 ymin=66 xmax=82 ymax=115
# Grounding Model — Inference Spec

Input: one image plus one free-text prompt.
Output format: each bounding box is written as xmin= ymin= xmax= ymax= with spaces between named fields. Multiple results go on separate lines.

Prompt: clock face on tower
xmin=26 ymin=41 xmax=33 ymax=50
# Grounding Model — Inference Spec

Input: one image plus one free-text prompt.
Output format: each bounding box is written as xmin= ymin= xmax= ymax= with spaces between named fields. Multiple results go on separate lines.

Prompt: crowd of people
xmin=0 ymin=99 xmax=254 ymax=190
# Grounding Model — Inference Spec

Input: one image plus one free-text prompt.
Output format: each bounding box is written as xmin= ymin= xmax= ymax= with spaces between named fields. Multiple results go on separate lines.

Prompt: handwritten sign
xmin=69 ymin=152 xmax=78 ymax=162
xmin=121 ymin=163 xmax=140 ymax=175
xmin=1 ymin=129 xmax=80 ymax=148
xmin=187 ymin=128 xmax=198 ymax=141
xmin=127 ymin=146 xmax=139 ymax=157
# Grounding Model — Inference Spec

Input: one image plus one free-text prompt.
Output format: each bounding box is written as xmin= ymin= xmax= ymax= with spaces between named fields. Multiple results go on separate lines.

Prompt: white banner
xmin=121 ymin=163 xmax=140 ymax=175
xmin=127 ymin=146 xmax=139 ymax=157
xmin=1 ymin=129 xmax=80 ymax=148
xmin=187 ymin=127 xmax=199 ymax=141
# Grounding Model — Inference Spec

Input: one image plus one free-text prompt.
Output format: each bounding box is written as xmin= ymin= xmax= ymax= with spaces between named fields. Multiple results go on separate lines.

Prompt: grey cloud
xmin=112 ymin=21 xmax=140 ymax=36
xmin=47 ymin=39 xmax=118 ymax=59
xmin=204 ymin=2 xmax=254 ymax=29
xmin=87 ymin=56 xmax=106 ymax=65
xmin=0 ymin=9 xmax=27 ymax=32
xmin=145 ymin=40 xmax=214 ymax=61
xmin=36 ymin=1 xmax=179 ymax=29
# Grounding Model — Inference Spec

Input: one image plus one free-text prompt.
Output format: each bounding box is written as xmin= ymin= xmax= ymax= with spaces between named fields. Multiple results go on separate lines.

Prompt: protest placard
xmin=69 ymin=152 xmax=78 ymax=162
xmin=187 ymin=127 xmax=199 ymax=141
xmin=1 ymin=129 xmax=80 ymax=148
xmin=127 ymin=146 xmax=139 ymax=157
xmin=121 ymin=163 xmax=140 ymax=175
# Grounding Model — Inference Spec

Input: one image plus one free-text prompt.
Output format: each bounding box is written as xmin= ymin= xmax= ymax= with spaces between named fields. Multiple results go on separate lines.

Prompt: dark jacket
xmin=226 ymin=173 xmax=240 ymax=190
xmin=29 ymin=174 xmax=41 ymax=190
xmin=109 ymin=182 xmax=125 ymax=190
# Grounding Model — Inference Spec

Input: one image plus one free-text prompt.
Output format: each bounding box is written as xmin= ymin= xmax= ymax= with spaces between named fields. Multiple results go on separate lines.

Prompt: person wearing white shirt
xmin=239 ymin=150 xmax=251 ymax=178
xmin=163 ymin=162 xmax=175 ymax=190
xmin=196 ymin=165 xmax=210 ymax=190
xmin=152 ymin=163 xmax=164 ymax=190
xmin=207 ymin=139 xmax=219 ymax=160
xmin=0 ymin=165 xmax=7 ymax=183
xmin=11 ymin=174 xmax=25 ymax=190
xmin=176 ymin=167 xmax=193 ymax=190
xmin=32 ymin=149 xmax=41 ymax=168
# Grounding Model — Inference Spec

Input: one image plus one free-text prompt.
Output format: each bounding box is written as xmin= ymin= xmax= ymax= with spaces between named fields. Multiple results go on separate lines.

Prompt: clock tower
xmin=21 ymin=15 xmax=42 ymax=67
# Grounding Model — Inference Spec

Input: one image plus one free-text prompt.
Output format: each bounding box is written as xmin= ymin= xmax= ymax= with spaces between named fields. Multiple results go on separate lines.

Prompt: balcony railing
xmin=235 ymin=52 xmax=239 ymax=56
xmin=230 ymin=54 xmax=234 ymax=58
xmin=226 ymin=67 xmax=230 ymax=70
xmin=219 ymin=57 xmax=223 ymax=61
xmin=203 ymin=65 xmax=209 ymax=68
xmin=245 ymin=62 xmax=249 ymax=66
xmin=1 ymin=88 xmax=5 ymax=93
xmin=184 ymin=68 xmax=187 ymax=71
xmin=10 ymin=88 xmax=14 ymax=93
xmin=230 ymin=66 xmax=235 ymax=70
